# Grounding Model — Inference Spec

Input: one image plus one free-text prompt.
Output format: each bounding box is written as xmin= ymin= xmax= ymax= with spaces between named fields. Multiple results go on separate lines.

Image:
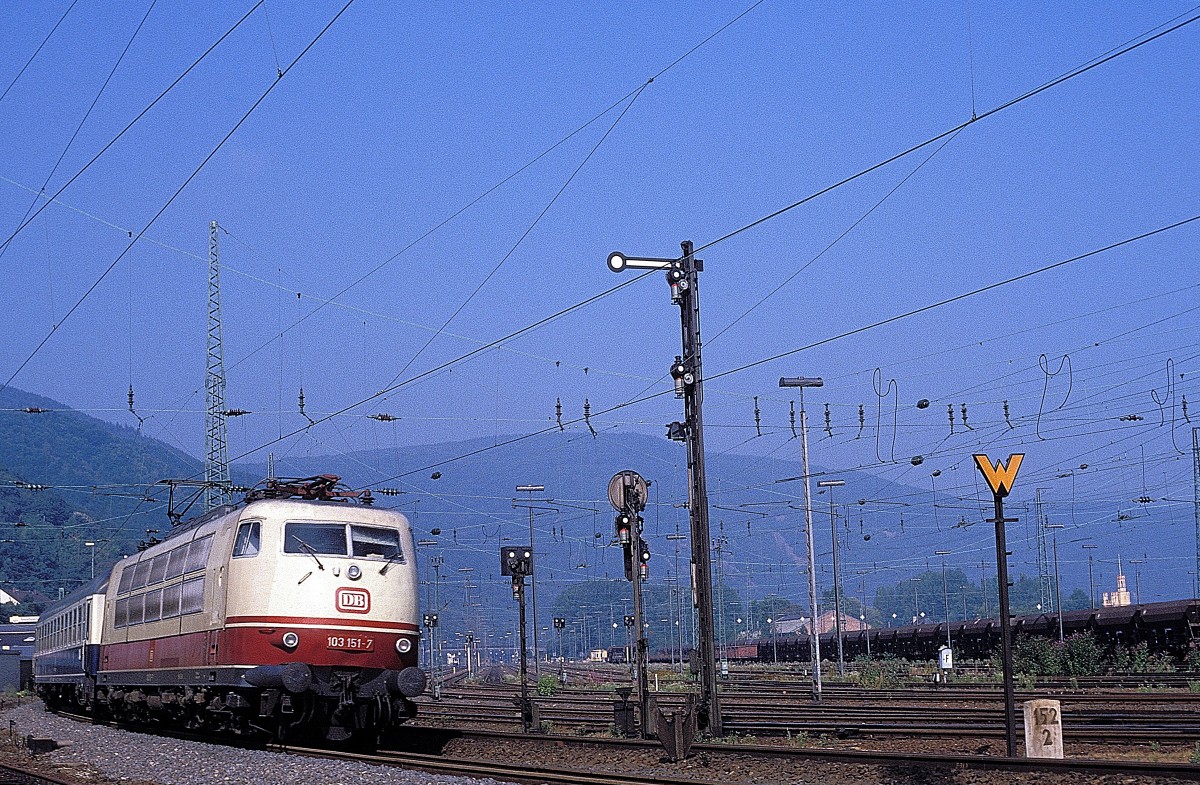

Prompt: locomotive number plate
xmin=327 ymin=635 xmax=374 ymax=651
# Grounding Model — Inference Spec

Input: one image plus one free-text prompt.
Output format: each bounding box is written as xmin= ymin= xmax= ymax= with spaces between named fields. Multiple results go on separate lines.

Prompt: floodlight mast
xmin=780 ymin=376 xmax=824 ymax=700
xmin=516 ymin=483 xmax=546 ymax=676
xmin=818 ymin=479 xmax=846 ymax=676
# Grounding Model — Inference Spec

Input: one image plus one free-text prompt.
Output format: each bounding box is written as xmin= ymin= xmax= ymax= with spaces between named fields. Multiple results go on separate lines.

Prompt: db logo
xmin=336 ymin=587 xmax=371 ymax=614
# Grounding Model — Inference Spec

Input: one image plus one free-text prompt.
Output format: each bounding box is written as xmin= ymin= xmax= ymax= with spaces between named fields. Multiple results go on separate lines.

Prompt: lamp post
xmin=818 ymin=479 xmax=846 ymax=677
xmin=1082 ymin=543 xmax=1098 ymax=608
xmin=84 ymin=541 xmax=96 ymax=580
xmin=516 ymin=484 xmax=545 ymax=677
xmin=417 ymin=538 xmax=438 ymax=676
xmin=1046 ymin=525 xmax=1065 ymax=641
xmin=766 ymin=616 xmax=778 ymax=664
xmin=779 ymin=375 xmax=824 ymax=700
xmin=458 ymin=566 xmax=476 ymax=676
xmin=1128 ymin=558 xmax=1144 ymax=604
xmin=935 ymin=550 xmax=952 ymax=652
xmin=667 ymin=531 xmax=688 ymax=673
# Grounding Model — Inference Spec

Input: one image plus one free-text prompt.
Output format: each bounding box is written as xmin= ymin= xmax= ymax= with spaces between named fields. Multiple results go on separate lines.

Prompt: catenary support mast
xmin=204 ymin=220 xmax=230 ymax=511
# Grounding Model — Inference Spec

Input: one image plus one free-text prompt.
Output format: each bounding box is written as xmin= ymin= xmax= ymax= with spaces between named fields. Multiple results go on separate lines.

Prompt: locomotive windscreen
xmin=284 ymin=523 xmax=348 ymax=555
xmin=282 ymin=522 xmax=403 ymax=560
xmin=350 ymin=525 xmax=401 ymax=559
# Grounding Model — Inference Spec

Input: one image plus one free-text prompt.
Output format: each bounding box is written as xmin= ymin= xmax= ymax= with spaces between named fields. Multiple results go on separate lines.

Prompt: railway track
xmin=36 ymin=701 xmax=1200 ymax=784
xmin=381 ymin=727 xmax=1200 ymax=782
xmin=0 ymin=761 xmax=79 ymax=785
xmin=414 ymin=680 xmax=1200 ymax=744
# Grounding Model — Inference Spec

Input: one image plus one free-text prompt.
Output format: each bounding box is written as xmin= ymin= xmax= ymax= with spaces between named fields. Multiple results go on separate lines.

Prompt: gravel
xmin=0 ymin=703 xmax=520 ymax=785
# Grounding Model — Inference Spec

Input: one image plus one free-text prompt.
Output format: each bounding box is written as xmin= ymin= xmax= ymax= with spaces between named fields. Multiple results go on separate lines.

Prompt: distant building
xmin=0 ymin=621 xmax=36 ymax=691
xmin=0 ymin=587 xmax=52 ymax=608
xmin=770 ymin=611 xmax=869 ymax=636
xmin=1103 ymin=558 xmax=1132 ymax=607
xmin=813 ymin=611 xmax=869 ymax=636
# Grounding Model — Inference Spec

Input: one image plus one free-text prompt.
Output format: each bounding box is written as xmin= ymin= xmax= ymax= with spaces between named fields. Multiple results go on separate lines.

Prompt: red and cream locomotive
xmin=34 ymin=475 xmax=426 ymax=742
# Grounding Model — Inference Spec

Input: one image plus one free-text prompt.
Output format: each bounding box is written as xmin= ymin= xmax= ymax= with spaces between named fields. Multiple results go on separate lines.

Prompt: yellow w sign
xmin=973 ymin=453 xmax=1024 ymax=497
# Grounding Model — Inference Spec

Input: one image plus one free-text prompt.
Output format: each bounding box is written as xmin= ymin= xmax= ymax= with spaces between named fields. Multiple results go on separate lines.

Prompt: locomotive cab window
xmin=233 ymin=521 xmax=261 ymax=558
xmin=281 ymin=522 xmax=404 ymax=560
xmin=351 ymin=525 xmax=401 ymax=560
xmin=284 ymin=523 xmax=348 ymax=556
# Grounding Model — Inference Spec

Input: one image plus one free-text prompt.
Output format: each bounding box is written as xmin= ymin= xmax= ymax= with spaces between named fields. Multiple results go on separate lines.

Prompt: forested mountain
xmin=0 ymin=385 xmax=1109 ymax=634
xmin=0 ymin=387 xmax=205 ymax=606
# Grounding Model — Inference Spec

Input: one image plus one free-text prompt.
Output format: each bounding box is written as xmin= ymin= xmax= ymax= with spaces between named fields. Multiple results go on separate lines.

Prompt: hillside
xmin=0 ymin=388 xmax=1101 ymax=637
xmin=0 ymin=387 xmax=208 ymax=601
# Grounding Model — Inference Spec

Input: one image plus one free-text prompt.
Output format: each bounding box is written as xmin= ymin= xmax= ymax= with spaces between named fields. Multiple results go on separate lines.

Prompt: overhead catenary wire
xmin=0 ymin=0 xmax=159 ymax=266
xmin=235 ymin=0 xmax=768 ymax=380
xmin=348 ymin=215 xmax=1198 ymax=491
xmin=16 ymin=6 xmax=1190 ymax=590
xmin=688 ymin=10 xmax=1200 ymax=259
xmin=0 ymin=0 xmax=82 ymax=107
xmin=0 ymin=0 xmax=268 ymax=257
xmin=379 ymin=81 xmax=653 ymax=391
xmin=707 ymin=215 xmax=1200 ymax=383
xmin=0 ymin=0 xmax=357 ymax=397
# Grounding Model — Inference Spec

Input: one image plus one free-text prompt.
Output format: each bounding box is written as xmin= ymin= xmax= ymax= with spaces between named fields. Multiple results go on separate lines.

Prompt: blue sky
xmin=1 ymin=2 xmax=1198 ymax=600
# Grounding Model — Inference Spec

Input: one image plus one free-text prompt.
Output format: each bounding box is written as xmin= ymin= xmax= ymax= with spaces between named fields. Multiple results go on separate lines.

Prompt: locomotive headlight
xmin=395 ymin=637 xmax=413 ymax=654
xmin=347 ymin=564 xmax=362 ymax=580
xmin=282 ymin=631 xmax=300 ymax=650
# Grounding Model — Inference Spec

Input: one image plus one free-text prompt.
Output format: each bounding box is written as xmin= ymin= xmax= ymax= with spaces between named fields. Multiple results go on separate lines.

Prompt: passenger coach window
xmin=232 ymin=521 xmax=261 ymax=558
xmin=131 ymin=560 xmax=152 ymax=590
xmin=161 ymin=583 xmax=182 ymax=618
xmin=180 ymin=576 xmax=205 ymax=615
xmin=148 ymin=553 xmax=169 ymax=584
xmin=117 ymin=567 xmax=134 ymax=595
xmin=184 ymin=535 xmax=213 ymax=573
xmin=351 ymin=525 xmax=401 ymax=560
xmin=284 ymin=523 xmax=347 ymax=556
xmin=127 ymin=593 xmax=145 ymax=627
xmin=143 ymin=589 xmax=163 ymax=622
xmin=166 ymin=546 xmax=187 ymax=578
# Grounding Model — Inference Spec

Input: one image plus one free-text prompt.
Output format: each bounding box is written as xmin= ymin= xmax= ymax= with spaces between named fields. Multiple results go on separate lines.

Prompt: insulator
xmin=583 ymin=399 xmax=597 ymax=437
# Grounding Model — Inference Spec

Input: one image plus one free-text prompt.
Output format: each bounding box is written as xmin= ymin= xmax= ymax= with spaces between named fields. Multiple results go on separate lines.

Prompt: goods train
xmin=734 ymin=599 xmax=1200 ymax=664
xmin=33 ymin=475 xmax=427 ymax=743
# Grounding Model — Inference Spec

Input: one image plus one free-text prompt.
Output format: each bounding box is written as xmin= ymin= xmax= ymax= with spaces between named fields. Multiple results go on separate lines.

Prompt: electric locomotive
xmin=34 ymin=475 xmax=427 ymax=742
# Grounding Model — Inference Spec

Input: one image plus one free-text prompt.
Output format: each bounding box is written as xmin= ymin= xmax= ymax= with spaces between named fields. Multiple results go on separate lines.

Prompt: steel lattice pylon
xmin=204 ymin=220 xmax=230 ymax=511
xmin=1035 ymin=489 xmax=1052 ymax=611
